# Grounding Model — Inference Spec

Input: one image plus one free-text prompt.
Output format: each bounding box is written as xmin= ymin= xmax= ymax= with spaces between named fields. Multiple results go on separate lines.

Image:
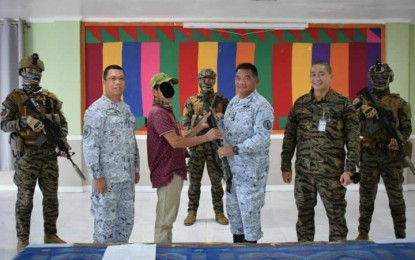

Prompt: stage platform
xmin=13 ymin=240 xmax=415 ymax=259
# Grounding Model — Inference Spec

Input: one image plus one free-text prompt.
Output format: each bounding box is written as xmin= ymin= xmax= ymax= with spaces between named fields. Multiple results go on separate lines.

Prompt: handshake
xmin=21 ymin=115 xmax=44 ymax=132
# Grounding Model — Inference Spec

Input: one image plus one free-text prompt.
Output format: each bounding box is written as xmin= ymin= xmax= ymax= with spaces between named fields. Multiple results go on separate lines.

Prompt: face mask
xmin=160 ymin=82 xmax=175 ymax=98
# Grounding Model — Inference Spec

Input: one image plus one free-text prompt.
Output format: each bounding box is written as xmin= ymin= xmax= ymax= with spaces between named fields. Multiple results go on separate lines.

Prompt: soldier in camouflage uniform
xmin=0 ymin=53 xmax=68 ymax=252
xmin=217 ymin=63 xmax=274 ymax=243
xmin=353 ymin=61 xmax=412 ymax=240
xmin=183 ymin=68 xmax=229 ymax=226
xmin=83 ymin=65 xmax=140 ymax=243
xmin=281 ymin=61 xmax=360 ymax=242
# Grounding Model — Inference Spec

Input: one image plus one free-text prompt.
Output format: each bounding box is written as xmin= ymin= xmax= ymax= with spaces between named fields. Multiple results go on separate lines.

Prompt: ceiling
xmin=1 ymin=0 xmax=415 ymax=24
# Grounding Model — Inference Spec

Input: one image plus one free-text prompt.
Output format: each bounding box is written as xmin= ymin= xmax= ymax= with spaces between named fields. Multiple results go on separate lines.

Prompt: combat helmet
xmin=197 ymin=68 xmax=216 ymax=79
xmin=368 ymin=59 xmax=394 ymax=91
xmin=19 ymin=53 xmax=44 ymax=92
xmin=18 ymin=53 xmax=45 ymax=75
xmin=197 ymin=68 xmax=216 ymax=93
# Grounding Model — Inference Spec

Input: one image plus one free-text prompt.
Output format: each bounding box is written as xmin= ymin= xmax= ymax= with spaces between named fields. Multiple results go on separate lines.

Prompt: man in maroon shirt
xmin=147 ymin=72 xmax=223 ymax=243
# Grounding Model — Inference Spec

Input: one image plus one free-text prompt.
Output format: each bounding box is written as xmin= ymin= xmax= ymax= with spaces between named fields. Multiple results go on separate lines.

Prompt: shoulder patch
xmin=263 ymin=120 xmax=272 ymax=130
xmin=1 ymin=106 xmax=8 ymax=118
xmin=83 ymin=125 xmax=92 ymax=139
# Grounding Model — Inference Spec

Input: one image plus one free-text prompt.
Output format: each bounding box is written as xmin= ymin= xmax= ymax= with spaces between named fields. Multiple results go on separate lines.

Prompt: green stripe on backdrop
xmin=159 ymin=38 xmax=180 ymax=120
xmin=254 ymin=43 xmax=273 ymax=106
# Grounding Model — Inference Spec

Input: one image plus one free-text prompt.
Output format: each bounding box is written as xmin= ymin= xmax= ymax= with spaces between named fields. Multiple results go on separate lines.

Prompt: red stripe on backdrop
xmin=179 ymin=42 xmax=199 ymax=113
xmin=85 ymin=43 xmax=103 ymax=108
xmin=273 ymin=44 xmax=293 ymax=117
xmin=349 ymin=43 xmax=367 ymax=98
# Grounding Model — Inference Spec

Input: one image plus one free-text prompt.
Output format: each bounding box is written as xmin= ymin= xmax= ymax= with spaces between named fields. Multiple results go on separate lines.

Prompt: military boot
xmin=16 ymin=239 xmax=29 ymax=252
xmin=355 ymin=232 xmax=369 ymax=241
xmin=215 ymin=212 xmax=229 ymax=225
xmin=184 ymin=211 xmax=197 ymax=226
xmin=44 ymin=234 xmax=67 ymax=244
xmin=233 ymin=234 xmax=245 ymax=243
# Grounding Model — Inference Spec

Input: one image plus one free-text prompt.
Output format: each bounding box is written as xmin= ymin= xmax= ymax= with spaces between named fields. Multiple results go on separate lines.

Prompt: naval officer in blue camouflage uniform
xmin=83 ymin=65 xmax=140 ymax=243
xmin=217 ymin=63 xmax=274 ymax=243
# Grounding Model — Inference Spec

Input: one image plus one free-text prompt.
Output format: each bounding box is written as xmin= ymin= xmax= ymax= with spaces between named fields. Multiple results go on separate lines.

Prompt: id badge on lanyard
xmin=318 ymin=112 xmax=327 ymax=132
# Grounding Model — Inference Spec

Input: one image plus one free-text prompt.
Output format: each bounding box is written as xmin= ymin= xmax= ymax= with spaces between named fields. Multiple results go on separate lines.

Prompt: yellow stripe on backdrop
xmin=292 ymin=43 xmax=312 ymax=102
xmin=198 ymin=42 xmax=218 ymax=91
xmin=330 ymin=43 xmax=350 ymax=97
xmin=102 ymin=42 xmax=123 ymax=93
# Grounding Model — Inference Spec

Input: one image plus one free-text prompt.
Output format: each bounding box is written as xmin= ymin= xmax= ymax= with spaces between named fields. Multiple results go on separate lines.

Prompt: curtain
xmin=0 ymin=19 xmax=24 ymax=171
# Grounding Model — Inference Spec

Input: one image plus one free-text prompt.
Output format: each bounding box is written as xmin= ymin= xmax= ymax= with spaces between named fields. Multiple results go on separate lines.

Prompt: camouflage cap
xmin=150 ymin=72 xmax=178 ymax=89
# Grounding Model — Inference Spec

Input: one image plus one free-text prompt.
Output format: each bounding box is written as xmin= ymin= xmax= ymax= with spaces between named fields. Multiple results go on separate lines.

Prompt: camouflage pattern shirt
xmin=83 ymin=95 xmax=140 ymax=183
xmin=281 ymin=88 xmax=360 ymax=175
xmin=354 ymin=89 xmax=412 ymax=146
xmin=182 ymin=92 xmax=228 ymax=132
xmin=1 ymin=88 xmax=68 ymax=143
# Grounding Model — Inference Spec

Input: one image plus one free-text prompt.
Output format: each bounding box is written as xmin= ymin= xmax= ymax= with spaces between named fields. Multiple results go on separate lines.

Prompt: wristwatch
xmin=232 ymin=145 xmax=239 ymax=155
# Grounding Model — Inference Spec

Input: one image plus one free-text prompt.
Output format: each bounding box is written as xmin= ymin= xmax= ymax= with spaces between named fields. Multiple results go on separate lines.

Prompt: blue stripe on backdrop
xmin=366 ymin=43 xmax=382 ymax=89
xmin=217 ymin=42 xmax=237 ymax=100
xmin=312 ymin=43 xmax=331 ymax=64
xmin=123 ymin=42 xmax=143 ymax=117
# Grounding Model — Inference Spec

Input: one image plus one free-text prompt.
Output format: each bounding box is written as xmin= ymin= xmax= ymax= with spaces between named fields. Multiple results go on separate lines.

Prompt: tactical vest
xmin=361 ymin=93 xmax=401 ymax=145
xmin=11 ymin=89 xmax=61 ymax=145
xmin=189 ymin=93 xmax=227 ymax=129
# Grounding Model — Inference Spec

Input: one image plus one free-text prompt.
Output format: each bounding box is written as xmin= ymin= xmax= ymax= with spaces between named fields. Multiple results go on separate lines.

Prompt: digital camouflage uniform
xmin=354 ymin=62 xmax=412 ymax=239
xmin=222 ymin=90 xmax=274 ymax=242
xmin=83 ymin=95 xmax=140 ymax=243
xmin=1 ymin=88 xmax=68 ymax=242
xmin=281 ymin=88 xmax=360 ymax=242
xmin=183 ymin=91 xmax=228 ymax=215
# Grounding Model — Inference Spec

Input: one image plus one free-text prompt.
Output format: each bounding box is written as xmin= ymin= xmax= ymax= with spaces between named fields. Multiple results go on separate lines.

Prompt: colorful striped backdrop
xmin=82 ymin=24 xmax=384 ymax=131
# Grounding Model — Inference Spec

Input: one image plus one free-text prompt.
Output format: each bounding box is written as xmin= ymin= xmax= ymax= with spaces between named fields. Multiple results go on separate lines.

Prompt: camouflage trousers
xmin=294 ymin=171 xmax=348 ymax=242
xmin=13 ymin=146 xmax=60 ymax=240
xmin=91 ymin=181 xmax=135 ymax=243
xmin=186 ymin=144 xmax=224 ymax=214
xmin=358 ymin=149 xmax=406 ymax=238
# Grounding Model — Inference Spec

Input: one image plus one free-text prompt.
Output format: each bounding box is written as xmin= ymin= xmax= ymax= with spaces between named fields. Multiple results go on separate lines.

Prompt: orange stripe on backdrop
xmin=235 ymin=43 xmax=255 ymax=96
xmin=198 ymin=42 xmax=218 ymax=91
xmin=292 ymin=43 xmax=312 ymax=102
xmin=330 ymin=43 xmax=349 ymax=97
xmin=236 ymin=42 xmax=255 ymax=66
xmin=102 ymin=42 xmax=123 ymax=93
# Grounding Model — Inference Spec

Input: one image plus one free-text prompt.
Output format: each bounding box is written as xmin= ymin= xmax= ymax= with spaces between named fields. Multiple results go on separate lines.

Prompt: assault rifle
xmin=357 ymin=87 xmax=415 ymax=176
xmin=202 ymin=93 xmax=233 ymax=193
xmin=22 ymin=94 xmax=86 ymax=180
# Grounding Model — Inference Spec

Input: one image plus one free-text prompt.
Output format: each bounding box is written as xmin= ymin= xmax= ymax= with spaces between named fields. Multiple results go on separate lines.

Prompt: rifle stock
xmin=202 ymin=93 xmax=233 ymax=193
xmin=358 ymin=87 xmax=415 ymax=176
xmin=23 ymin=97 xmax=86 ymax=180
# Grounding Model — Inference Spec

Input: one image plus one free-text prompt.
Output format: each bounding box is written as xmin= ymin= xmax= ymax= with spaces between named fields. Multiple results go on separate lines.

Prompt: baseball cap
xmin=150 ymin=73 xmax=179 ymax=89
